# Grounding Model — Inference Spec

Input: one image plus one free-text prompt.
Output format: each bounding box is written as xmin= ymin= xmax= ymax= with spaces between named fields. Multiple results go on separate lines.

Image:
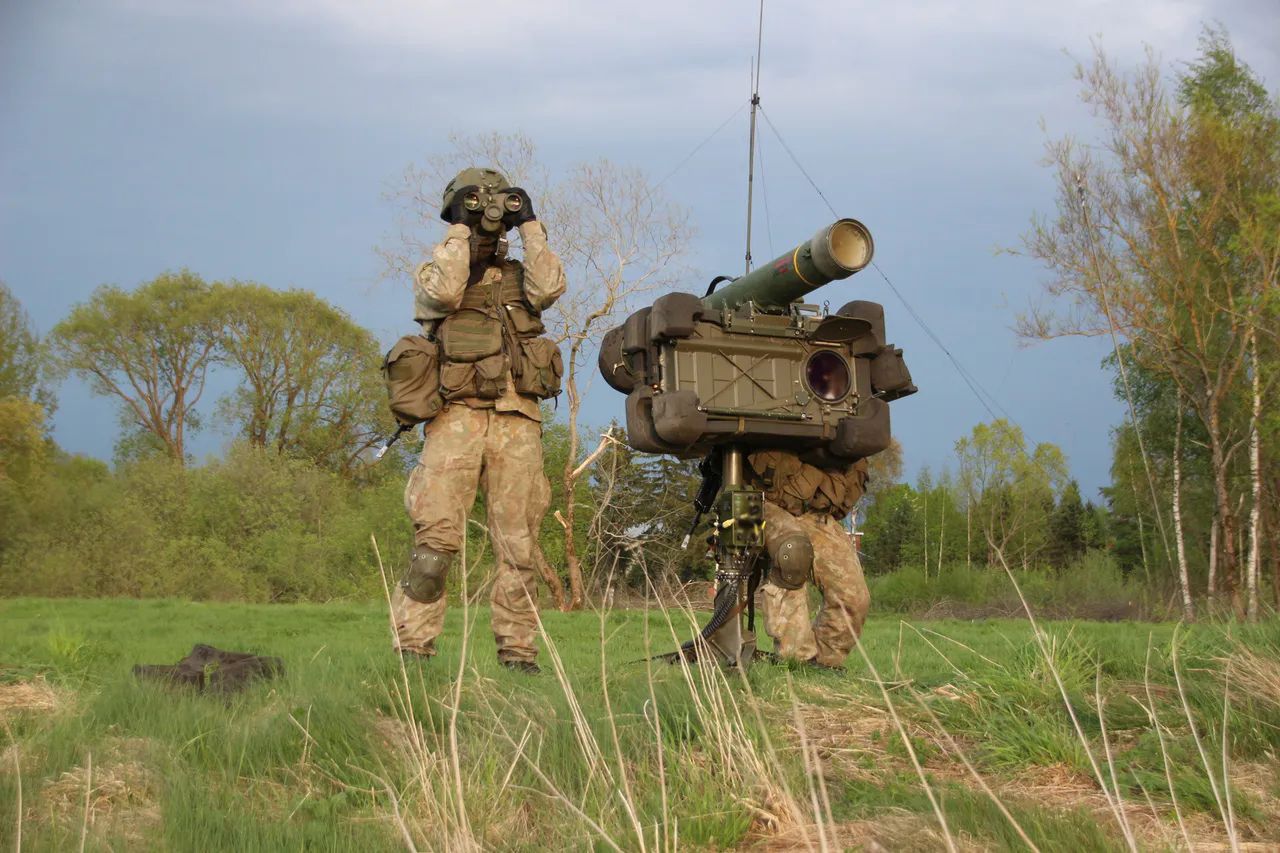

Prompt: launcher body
xmin=597 ymin=219 xmax=916 ymax=666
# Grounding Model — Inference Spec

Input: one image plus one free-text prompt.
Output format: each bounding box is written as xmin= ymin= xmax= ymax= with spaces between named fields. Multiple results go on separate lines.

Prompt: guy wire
xmin=651 ymin=103 xmax=748 ymax=194
xmin=756 ymin=131 xmax=776 ymax=259
xmin=758 ymin=103 xmax=1083 ymax=493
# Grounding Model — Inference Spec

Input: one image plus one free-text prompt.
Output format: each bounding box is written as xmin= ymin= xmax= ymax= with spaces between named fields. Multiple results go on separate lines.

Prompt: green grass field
xmin=1 ymin=596 xmax=1277 ymax=851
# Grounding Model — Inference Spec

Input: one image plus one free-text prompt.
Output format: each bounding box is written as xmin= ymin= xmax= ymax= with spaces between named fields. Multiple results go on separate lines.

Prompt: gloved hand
xmin=444 ymin=185 xmax=480 ymax=225
xmin=503 ymin=187 xmax=537 ymax=227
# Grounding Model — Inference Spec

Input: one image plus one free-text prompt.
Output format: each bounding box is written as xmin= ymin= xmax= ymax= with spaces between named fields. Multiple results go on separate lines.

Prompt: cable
xmin=758 ymin=106 xmax=842 ymax=220
xmin=652 ymin=103 xmax=749 ymax=193
xmin=758 ymin=102 xmax=1078 ymax=495
xmin=756 ymin=131 xmax=776 ymax=259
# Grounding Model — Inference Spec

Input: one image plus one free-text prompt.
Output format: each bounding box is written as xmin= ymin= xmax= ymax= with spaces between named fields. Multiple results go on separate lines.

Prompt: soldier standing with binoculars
xmin=392 ymin=168 xmax=566 ymax=674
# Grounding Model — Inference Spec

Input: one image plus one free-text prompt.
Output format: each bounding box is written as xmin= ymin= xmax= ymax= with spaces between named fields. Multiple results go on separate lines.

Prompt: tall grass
xmin=1 ymin=591 xmax=1277 ymax=851
xmin=869 ymin=551 xmax=1149 ymax=620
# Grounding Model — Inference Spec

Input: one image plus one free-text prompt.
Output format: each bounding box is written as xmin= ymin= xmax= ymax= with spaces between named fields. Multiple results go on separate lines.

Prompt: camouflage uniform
xmin=748 ymin=452 xmax=870 ymax=668
xmin=393 ymin=220 xmax=566 ymax=662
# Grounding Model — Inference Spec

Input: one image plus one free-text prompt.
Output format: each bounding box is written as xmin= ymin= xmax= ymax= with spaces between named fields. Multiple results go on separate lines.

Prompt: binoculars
xmin=454 ymin=187 xmax=527 ymax=233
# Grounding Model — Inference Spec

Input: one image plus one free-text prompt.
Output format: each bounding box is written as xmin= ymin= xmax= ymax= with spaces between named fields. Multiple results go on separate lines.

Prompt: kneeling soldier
xmin=747 ymin=450 xmax=871 ymax=669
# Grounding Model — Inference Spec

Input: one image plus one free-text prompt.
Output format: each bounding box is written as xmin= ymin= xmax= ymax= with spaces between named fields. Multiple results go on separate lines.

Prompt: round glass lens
xmin=503 ymin=194 xmax=523 ymax=212
xmin=463 ymin=192 xmax=482 ymax=211
xmin=805 ymin=350 xmax=852 ymax=402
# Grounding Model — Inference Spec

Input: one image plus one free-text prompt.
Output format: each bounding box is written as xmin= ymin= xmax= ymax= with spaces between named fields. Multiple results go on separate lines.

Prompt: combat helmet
xmin=440 ymin=167 xmax=510 ymax=223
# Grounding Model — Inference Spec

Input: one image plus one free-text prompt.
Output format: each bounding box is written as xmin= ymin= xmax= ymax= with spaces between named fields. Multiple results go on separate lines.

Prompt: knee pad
xmin=766 ymin=532 xmax=813 ymax=590
xmin=401 ymin=546 xmax=453 ymax=603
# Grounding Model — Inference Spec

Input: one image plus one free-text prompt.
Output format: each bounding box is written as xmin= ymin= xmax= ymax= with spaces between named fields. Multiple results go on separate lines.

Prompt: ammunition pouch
xmin=382 ymin=335 xmax=444 ymax=426
xmin=440 ymin=308 xmax=504 ymax=362
xmin=433 ymin=262 xmax=563 ymax=402
xmin=401 ymin=546 xmax=453 ymax=603
xmin=767 ymin=532 xmax=814 ymax=590
xmin=512 ymin=336 xmax=564 ymax=399
xmin=440 ymin=353 xmax=510 ymax=401
xmin=749 ymin=450 xmax=868 ymax=520
xmin=505 ymin=303 xmax=545 ymax=337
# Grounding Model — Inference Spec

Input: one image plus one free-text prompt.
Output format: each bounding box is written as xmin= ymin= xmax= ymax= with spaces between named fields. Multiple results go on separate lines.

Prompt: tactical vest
xmin=382 ymin=261 xmax=563 ymax=427
xmin=436 ymin=262 xmax=563 ymax=403
xmin=747 ymin=450 xmax=869 ymax=519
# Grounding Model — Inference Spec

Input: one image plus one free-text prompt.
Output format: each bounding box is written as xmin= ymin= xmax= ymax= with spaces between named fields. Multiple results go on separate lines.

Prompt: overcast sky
xmin=2 ymin=0 xmax=1277 ymax=498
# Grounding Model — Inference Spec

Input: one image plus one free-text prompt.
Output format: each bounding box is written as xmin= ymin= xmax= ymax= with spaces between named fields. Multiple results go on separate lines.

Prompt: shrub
xmin=867 ymin=551 xmax=1147 ymax=620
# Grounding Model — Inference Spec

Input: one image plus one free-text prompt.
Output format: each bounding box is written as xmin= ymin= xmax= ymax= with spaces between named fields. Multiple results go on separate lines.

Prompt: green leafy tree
xmin=0 ymin=283 xmax=53 ymax=487
xmin=214 ymin=282 xmax=388 ymax=476
xmin=1048 ymin=480 xmax=1087 ymax=568
xmin=0 ymin=282 xmax=53 ymax=409
xmin=1020 ymin=30 xmax=1278 ymax=611
xmin=1081 ymin=500 xmax=1108 ymax=553
xmin=50 ymin=271 xmax=221 ymax=463
xmin=955 ymin=419 xmax=1068 ymax=568
xmin=861 ymin=483 xmax=921 ymax=574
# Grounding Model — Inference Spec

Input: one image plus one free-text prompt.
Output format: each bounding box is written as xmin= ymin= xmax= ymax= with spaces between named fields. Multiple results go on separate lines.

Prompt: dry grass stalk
xmin=78 ymin=751 xmax=90 ymax=853
xmin=1171 ymin=626 xmax=1239 ymax=849
xmin=785 ymin=673 xmax=833 ymax=852
xmin=372 ymin=532 xmax=480 ymax=851
xmin=850 ymin=632 xmax=958 ymax=853
xmin=641 ymin=600 xmax=671 ymax=849
xmin=1141 ymin=638 xmax=1194 ymax=851
xmin=0 ymin=679 xmax=67 ymax=718
xmin=639 ymin=578 xmax=814 ymax=843
xmin=10 ymin=732 xmax=22 ymax=853
xmin=882 ymin=628 xmax=1039 ymax=853
xmin=592 ymin=593 xmax=647 ymax=849
xmin=990 ymin=539 xmax=1138 ymax=851
xmin=1216 ymin=645 xmax=1280 ymax=712
xmin=36 ymin=756 xmax=160 ymax=845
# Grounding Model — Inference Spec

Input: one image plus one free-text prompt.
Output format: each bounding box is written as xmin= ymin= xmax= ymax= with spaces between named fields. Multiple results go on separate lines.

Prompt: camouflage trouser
xmin=392 ymin=406 xmax=543 ymax=662
xmin=759 ymin=500 xmax=870 ymax=667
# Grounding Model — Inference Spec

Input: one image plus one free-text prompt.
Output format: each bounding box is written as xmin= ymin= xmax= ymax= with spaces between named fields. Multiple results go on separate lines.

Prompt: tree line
xmin=860 ymin=420 xmax=1106 ymax=576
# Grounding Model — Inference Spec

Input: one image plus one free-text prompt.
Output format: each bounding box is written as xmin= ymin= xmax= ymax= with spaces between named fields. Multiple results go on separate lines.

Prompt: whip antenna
xmin=744 ymin=0 xmax=765 ymax=274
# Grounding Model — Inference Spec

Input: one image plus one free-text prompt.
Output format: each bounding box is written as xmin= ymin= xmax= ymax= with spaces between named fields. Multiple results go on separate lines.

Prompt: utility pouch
xmin=505 ymin=304 xmax=545 ymax=336
xmin=439 ymin=309 xmax=503 ymax=362
xmin=784 ymin=465 xmax=826 ymax=514
xmin=473 ymin=353 xmax=510 ymax=398
xmin=513 ymin=337 xmax=564 ymax=399
xmin=440 ymin=353 xmax=510 ymax=401
xmin=382 ymin=335 xmax=443 ymax=426
xmin=834 ymin=459 xmax=870 ymax=518
xmin=749 ymin=451 xmax=819 ymax=516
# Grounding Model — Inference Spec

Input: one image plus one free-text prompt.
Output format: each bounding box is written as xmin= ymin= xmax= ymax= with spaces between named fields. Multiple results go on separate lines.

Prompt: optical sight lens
xmin=805 ymin=350 xmax=852 ymax=402
xmin=504 ymin=194 xmax=522 ymax=212
xmin=463 ymin=192 xmax=481 ymax=211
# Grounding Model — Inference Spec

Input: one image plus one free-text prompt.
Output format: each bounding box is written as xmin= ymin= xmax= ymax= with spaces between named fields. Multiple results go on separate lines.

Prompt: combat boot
xmin=806 ymin=657 xmax=846 ymax=674
xmin=501 ymin=659 xmax=541 ymax=675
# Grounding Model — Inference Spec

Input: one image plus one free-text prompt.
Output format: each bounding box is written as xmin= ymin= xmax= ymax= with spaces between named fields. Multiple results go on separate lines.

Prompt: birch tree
xmin=954 ymin=419 xmax=1067 ymax=567
xmin=1018 ymin=33 xmax=1278 ymax=613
